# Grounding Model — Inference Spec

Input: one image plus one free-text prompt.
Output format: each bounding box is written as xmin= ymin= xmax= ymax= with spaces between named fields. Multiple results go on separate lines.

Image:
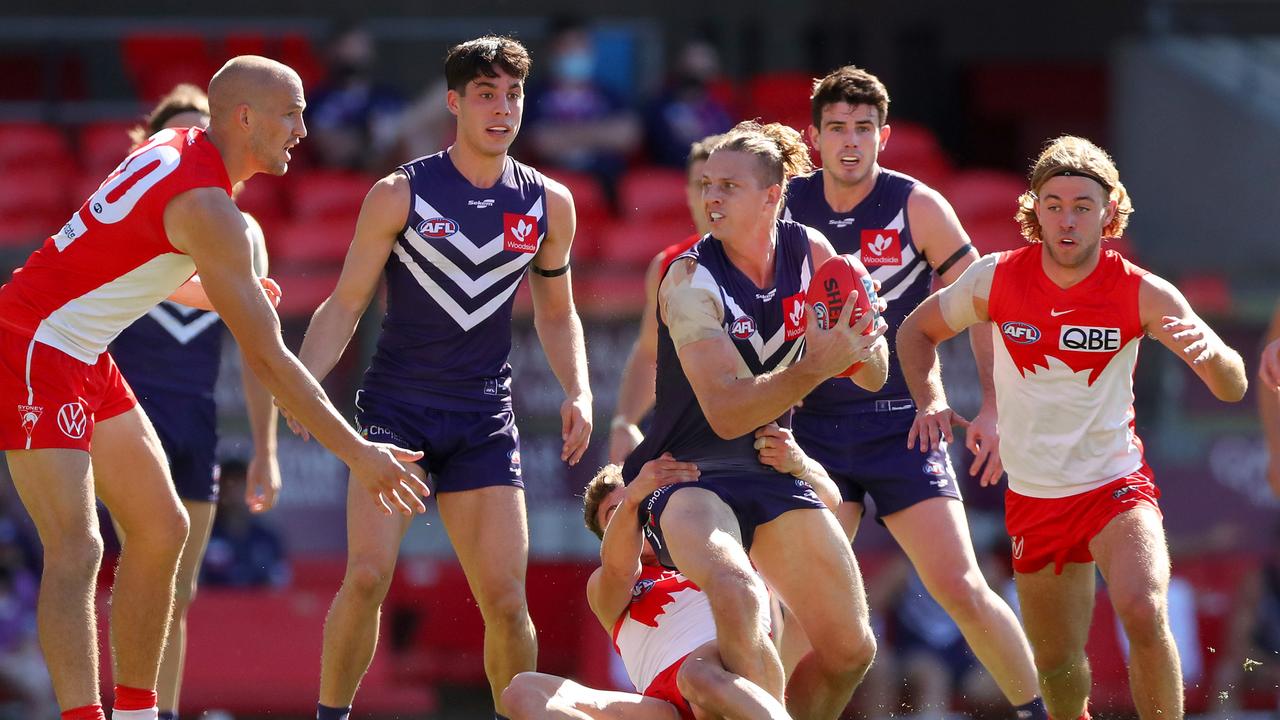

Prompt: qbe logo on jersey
xmin=503 ymin=213 xmax=539 ymax=253
xmin=1059 ymin=325 xmax=1121 ymax=353
xmin=860 ymin=229 xmax=902 ymax=266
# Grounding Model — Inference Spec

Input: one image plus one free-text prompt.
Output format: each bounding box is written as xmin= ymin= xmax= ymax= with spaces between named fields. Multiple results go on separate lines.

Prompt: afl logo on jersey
xmin=632 ymin=578 xmax=655 ymax=599
xmin=416 ymin=217 xmax=459 ymax=238
xmin=1001 ymin=321 xmax=1041 ymax=344
xmin=730 ymin=316 xmax=757 ymax=339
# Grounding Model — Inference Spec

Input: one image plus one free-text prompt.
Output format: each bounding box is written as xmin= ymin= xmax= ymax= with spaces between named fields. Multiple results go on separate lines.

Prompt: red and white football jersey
xmin=611 ymin=565 xmax=716 ymax=693
xmin=0 ymin=127 xmax=231 ymax=364
xmin=988 ymin=245 xmax=1148 ymax=498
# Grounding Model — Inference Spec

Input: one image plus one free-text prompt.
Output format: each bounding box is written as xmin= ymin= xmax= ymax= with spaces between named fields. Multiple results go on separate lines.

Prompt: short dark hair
xmin=810 ymin=65 xmax=890 ymax=129
xmin=445 ymin=36 xmax=532 ymax=93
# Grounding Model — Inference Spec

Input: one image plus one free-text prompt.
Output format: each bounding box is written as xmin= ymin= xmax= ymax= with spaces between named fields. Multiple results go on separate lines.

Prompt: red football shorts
xmin=0 ymin=328 xmax=136 ymax=452
xmin=643 ymin=653 xmax=695 ymax=720
xmin=1005 ymin=465 xmax=1161 ymax=575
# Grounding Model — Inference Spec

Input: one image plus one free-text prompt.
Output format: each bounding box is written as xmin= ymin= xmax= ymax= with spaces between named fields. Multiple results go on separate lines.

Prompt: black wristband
xmin=530 ymin=262 xmax=570 ymax=278
xmin=934 ymin=243 xmax=974 ymax=277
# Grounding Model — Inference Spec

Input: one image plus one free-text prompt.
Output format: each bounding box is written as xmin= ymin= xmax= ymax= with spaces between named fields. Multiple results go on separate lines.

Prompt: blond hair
xmin=1016 ymin=135 xmax=1133 ymax=244
xmin=582 ymin=464 xmax=625 ymax=540
xmin=713 ymin=120 xmax=813 ymax=192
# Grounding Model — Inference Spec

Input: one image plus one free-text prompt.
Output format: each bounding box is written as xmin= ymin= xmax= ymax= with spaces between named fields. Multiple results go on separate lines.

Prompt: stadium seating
xmin=599 ymin=219 xmax=695 ymax=267
xmin=745 ymin=71 xmax=814 ymax=131
xmin=618 ymin=166 xmax=688 ymax=222
xmin=122 ymin=32 xmax=217 ymax=101
xmin=78 ymin=121 xmax=137 ymax=178
xmin=0 ymin=122 xmax=73 ymax=169
xmin=290 ymin=170 xmax=376 ymax=221
xmin=941 ymin=169 xmax=1028 ymax=228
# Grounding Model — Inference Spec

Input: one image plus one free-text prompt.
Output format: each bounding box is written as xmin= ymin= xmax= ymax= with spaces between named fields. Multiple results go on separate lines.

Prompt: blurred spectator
xmin=201 ymin=460 xmax=289 ymax=588
xmin=393 ymin=79 xmax=453 ymax=161
xmin=0 ymin=490 xmax=55 ymax=717
xmin=644 ymin=38 xmax=733 ymax=167
xmin=524 ymin=17 xmax=641 ymax=207
xmin=1210 ymin=523 xmax=1280 ymax=714
xmin=305 ymin=23 xmax=405 ymax=172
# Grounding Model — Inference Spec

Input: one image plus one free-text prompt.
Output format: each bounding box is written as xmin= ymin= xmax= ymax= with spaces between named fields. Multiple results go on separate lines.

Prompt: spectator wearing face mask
xmin=306 ymin=23 xmax=406 ymax=172
xmin=645 ymin=36 xmax=733 ymax=168
xmin=523 ymin=16 xmax=642 ymax=208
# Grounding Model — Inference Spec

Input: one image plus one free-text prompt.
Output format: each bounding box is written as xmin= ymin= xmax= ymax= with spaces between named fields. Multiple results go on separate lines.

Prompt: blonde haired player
xmin=897 ymin=135 xmax=1247 ymax=720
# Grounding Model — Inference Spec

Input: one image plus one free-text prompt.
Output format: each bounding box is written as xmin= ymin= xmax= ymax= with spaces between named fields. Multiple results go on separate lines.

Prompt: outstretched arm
xmin=898 ymin=255 xmax=995 ymax=456
xmin=1139 ymin=273 xmax=1247 ymax=402
xmin=586 ymin=455 xmax=699 ymax=629
xmin=166 ymin=187 xmax=428 ymax=516
xmin=239 ymin=213 xmax=280 ymax=512
xmin=1259 ymin=304 xmax=1280 ymax=496
xmin=909 ymin=186 xmax=1002 ymax=484
xmin=609 ymin=252 xmax=665 ymax=463
xmin=531 ymin=178 xmax=593 ymax=466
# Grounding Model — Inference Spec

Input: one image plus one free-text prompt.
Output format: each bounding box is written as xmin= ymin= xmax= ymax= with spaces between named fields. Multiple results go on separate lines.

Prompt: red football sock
xmin=112 ymin=685 xmax=157 ymax=712
xmin=62 ymin=704 xmax=106 ymax=720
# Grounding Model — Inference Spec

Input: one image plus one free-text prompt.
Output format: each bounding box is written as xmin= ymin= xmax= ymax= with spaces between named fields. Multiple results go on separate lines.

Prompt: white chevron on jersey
xmin=144 ymin=302 xmax=221 ymax=345
xmin=391 ymin=244 xmax=524 ymax=331
xmin=691 ymin=253 xmax=811 ymax=366
xmin=402 ymin=228 xmax=533 ymax=299
xmin=411 ymin=195 xmax=545 ymax=266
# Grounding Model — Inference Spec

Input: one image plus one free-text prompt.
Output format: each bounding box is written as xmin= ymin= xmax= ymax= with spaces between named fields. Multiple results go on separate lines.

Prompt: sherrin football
xmin=806 ymin=254 xmax=880 ymax=378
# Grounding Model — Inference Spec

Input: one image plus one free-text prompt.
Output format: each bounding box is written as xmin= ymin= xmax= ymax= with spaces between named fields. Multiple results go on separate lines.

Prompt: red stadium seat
xmin=746 ymin=71 xmax=815 ymax=130
xmin=272 ymin=267 xmax=342 ymax=319
xmin=963 ymin=216 xmax=1026 ymax=255
xmin=619 ymin=166 xmax=690 ymax=222
xmin=289 ymin=170 xmax=374 ymax=222
xmin=271 ymin=218 xmax=354 ymax=266
xmin=122 ymin=32 xmax=216 ymax=101
xmin=880 ymin=121 xmax=953 ymax=187
xmin=0 ymin=214 xmax=59 ymax=250
xmin=280 ymin=33 xmax=325 ymax=88
xmin=234 ymin=178 xmax=289 ymax=232
xmin=546 ymin=169 xmax=612 ymax=260
xmin=0 ymin=123 xmax=73 ymax=170
xmin=941 ymin=169 xmax=1028 ymax=227
xmin=78 ymin=121 xmax=137 ymax=178
xmin=599 ymin=219 xmax=696 ymax=267
xmin=0 ymin=165 xmax=75 ymax=219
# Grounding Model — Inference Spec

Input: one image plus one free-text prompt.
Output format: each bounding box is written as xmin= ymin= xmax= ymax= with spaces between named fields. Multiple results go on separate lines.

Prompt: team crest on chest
xmin=503 ymin=213 xmax=538 ymax=253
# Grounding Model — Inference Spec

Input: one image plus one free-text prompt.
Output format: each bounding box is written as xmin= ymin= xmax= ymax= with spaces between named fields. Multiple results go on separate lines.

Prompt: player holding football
xmin=897 ymin=135 xmax=1248 ymax=720
xmin=0 ymin=56 xmax=426 ymax=720
xmin=608 ymin=133 xmax=720 ymax=464
xmin=623 ymin=119 xmax=888 ymax=720
xmin=781 ymin=65 xmax=1045 ymax=719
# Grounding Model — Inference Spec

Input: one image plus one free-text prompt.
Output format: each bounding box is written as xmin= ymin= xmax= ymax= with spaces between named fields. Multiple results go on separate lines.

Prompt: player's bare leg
xmin=885 ymin=497 xmax=1039 ymax=704
xmin=92 ymin=407 xmax=190 ymax=692
xmin=659 ymin=488 xmax=783 ymax=701
xmin=676 ymin=642 xmax=792 ymax=719
xmin=1090 ymin=508 xmax=1182 ymax=720
xmin=157 ymin=500 xmax=216 ymax=712
xmin=778 ymin=502 xmax=862 ymax=677
xmin=750 ymin=508 xmax=875 ymax=720
xmin=1014 ymin=562 xmax=1095 ymax=720
xmin=318 ymin=468 xmax=416 ymax=707
xmin=438 ymin=485 xmax=537 ymax=715
xmin=502 ymin=672 xmax=681 ymax=719
xmin=6 ymin=448 xmax=102 ymax=708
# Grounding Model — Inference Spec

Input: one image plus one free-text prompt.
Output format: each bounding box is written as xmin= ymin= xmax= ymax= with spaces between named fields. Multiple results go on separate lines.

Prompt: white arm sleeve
xmin=937 ymin=253 xmax=997 ymax=332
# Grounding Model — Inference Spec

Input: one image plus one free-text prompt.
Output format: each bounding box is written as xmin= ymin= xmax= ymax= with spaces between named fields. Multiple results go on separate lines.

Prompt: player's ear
xmin=446 ymin=88 xmax=462 ymax=117
xmin=1102 ymin=198 xmax=1117 ymax=229
xmin=237 ymin=103 xmax=251 ymax=132
xmin=878 ymin=123 xmax=891 ymax=152
xmin=765 ymin=183 xmax=782 ymax=209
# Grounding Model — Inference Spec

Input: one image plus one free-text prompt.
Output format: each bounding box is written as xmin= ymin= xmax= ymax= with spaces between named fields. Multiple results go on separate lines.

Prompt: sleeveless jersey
xmin=611 ymin=565 xmax=716 ymax=693
xmin=784 ymin=168 xmax=927 ymax=413
xmin=0 ymin=127 xmax=231 ymax=364
xmin=112 ymin=302 xmax=222 ymax=399
xmin=361 ymin=152 xmax=548 ymax=411
xmin=987 ymin=245 xmax=1147 ymax=498
xmin=622 ymin=220 xmax=812 ymax=479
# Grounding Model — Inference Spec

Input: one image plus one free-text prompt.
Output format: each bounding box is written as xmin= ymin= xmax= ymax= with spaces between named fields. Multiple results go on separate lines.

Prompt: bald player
xmin=0 ymin=56 xmax=427 ymax=720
